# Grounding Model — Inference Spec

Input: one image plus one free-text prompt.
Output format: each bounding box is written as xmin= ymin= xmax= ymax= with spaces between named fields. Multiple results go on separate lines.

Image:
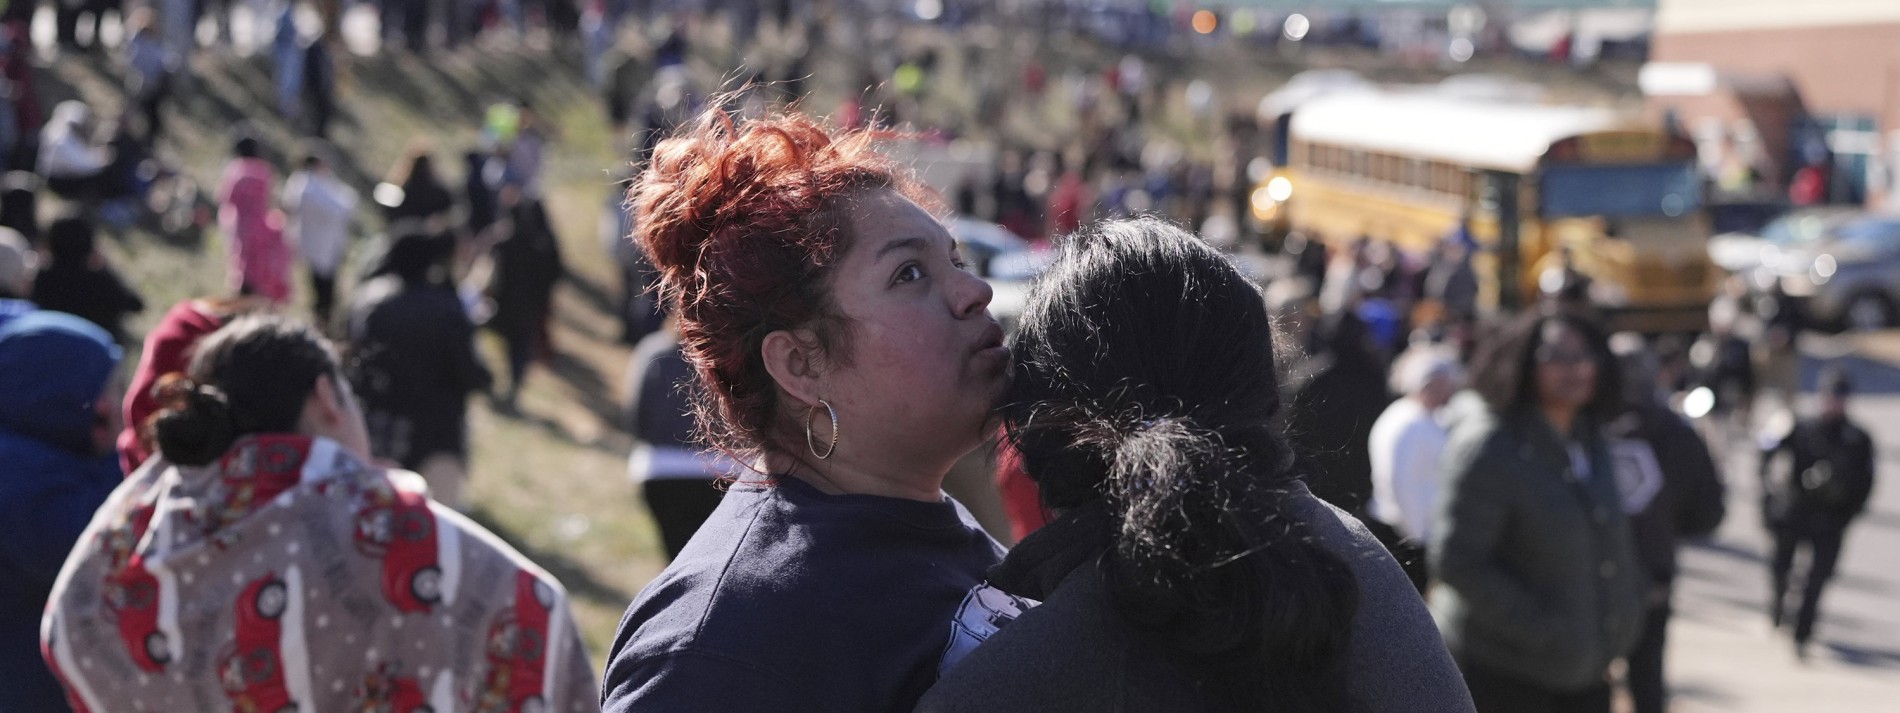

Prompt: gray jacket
xmin=1428 ymin=407 xmax=1645 ymax=691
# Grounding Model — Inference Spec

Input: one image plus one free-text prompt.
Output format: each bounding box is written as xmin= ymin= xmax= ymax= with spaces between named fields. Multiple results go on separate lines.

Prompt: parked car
xmin=1706 ymin=206 xmax=1859 ymax=274
xmin=1752 ymin=214 xmax=1900 ymax=330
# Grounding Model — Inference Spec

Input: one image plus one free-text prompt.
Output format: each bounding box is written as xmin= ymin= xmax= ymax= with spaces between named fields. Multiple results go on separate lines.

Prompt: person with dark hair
xmin=1760 ymin=365 xmax=1877 ymax=660
xmin=218 ymin=136 xmax=292 ymax=303
xmin=283 ymin=151 xmax=358 ymax=326
xmin=0 ymin=312 xmax=121 ymax=713
xmin=29 ymin=215 xmax=144 ymax=343
xmin=918 ymin=218 xmax=1471 ymax=713
xmin=487 ymin=190 xmax=565 ymax=409
xmin=381 ymin=148 xmax=455 ymax=230
xmin=1430 ymin=310 xmax=1644 ymax=713
xmin=1607 ymin=336 xmax=1726 ymax=713
xmin=40 ymin=315 xmax=601 ymax=712
xmin=117 ymin=297 xmax=266 ymax=474
xmin=0 ymin=171 xmax=39 ymax=242
xmin=601 ymin=106 xmax=1008 ymax=712
xmin=346 ymin=229 xmax=492 ymax=509
xmin=302 ymin=31 xmax=338 ymax=139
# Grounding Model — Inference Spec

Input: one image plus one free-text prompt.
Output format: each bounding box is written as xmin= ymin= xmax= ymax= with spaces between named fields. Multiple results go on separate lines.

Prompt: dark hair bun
xmin=151 ymin=375 xmax=239 ymax=467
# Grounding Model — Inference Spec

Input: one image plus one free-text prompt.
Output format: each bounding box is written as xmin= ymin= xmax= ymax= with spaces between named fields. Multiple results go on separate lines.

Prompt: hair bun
xmin=151 ymin=375 xmax=239 ymax=467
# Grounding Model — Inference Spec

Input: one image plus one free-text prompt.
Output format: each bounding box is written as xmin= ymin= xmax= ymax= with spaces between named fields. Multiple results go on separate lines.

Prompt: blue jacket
xmin=0 ymin=310 xmax=123 ymax=713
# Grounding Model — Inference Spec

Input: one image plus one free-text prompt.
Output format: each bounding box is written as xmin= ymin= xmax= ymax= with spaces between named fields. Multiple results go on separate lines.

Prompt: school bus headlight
xmin=1251 ymin=187 xmax=1279 ymax=219
xmin=1266 ymin=176 xmax=1293 ymax=203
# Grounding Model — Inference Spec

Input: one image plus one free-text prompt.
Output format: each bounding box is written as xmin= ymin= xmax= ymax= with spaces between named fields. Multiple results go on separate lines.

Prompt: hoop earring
xmin=806 ymin=399 xmax=839 ymax=460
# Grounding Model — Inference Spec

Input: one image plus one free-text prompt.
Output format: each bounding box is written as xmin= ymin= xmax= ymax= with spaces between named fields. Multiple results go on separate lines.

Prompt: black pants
xmin=310 ymin=267 xmax=337 ymax=326
xmin=1770 ymin=519 xmax=1849 ymax=646
xmin=642 ymin=478 xmax=724 ymax=562
xmin=1464 ymin=662 xmax=1610 ymax=713
xmin=1627 ymin=602 xmax=1670 ymax=713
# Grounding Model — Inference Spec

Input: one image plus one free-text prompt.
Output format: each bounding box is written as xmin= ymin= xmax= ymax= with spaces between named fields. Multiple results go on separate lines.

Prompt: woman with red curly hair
xmin=601 ymin=107 xmax=1014 ymax=711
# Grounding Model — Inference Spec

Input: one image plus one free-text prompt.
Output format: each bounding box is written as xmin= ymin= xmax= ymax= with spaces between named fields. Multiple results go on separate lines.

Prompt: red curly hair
xmin=630 ymin=105 xmax=930 ymax=458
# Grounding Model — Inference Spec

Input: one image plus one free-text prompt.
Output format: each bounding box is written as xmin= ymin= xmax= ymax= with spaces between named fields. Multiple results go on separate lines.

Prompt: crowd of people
xmin=0 ymin=3 xmax=1886 ymax=713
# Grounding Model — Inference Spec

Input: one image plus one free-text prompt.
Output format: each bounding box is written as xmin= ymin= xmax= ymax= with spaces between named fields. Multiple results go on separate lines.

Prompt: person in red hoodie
xmin=117 ymin=297 xmax=265 ymax=474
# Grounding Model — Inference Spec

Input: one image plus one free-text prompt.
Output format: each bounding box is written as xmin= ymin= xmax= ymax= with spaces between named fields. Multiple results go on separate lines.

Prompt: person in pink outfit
xmin=217 ymin=137 xmax=291 ymax=303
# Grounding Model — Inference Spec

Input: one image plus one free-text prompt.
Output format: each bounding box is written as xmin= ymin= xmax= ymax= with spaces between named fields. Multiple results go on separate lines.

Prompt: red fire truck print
xmin=97 ymin=501 xmax=171 ymax=672
xmin=218 ymin=570 xmax=309 ymax=713
xmin=473 ymin=571 xmax=556 ymax=713
xmin=351 ymin=482 xmax=445 ymax=613
xmin=354 ymin=663 xmax=435 ymax=713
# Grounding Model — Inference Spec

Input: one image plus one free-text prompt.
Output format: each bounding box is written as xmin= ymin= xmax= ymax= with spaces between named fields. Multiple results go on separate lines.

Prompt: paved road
xmin=1665 ymin=331 xmax=1900 ymax=712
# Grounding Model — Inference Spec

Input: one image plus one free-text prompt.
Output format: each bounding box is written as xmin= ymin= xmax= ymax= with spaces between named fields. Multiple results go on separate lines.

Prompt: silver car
xmin=1754 ymin=214 xmax=1900 ymax=330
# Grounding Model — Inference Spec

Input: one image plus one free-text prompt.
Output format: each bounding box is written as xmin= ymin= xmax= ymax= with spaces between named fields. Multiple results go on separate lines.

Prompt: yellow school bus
xmin=1252 ymin=89 xmax=1718 ymax=332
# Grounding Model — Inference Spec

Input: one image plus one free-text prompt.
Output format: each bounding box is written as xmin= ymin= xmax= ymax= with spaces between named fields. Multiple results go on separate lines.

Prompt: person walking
xmin=0 ymin=311 xmax=122 ymax=713
xmin=40 ymin=315 xmax=601 ymax=713
xmin=218 ymin=136 xmax=292 ymax=303
xmin=1431 ymin=311 xmax=1645 ymax=713
xmin=1761 ymin=366 xmax=1877 ymax=660
xmin=283 ymin=150 xmax=359 ymax=327
xmin=346 ymin=230 xmax=492 ymax=510
xmin=487 ymin=191 xmax=564 ymax=410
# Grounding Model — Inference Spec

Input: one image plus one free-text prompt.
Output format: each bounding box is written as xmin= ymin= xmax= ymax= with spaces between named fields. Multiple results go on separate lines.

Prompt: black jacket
xmin=1607 ymin=401 xmax=1727 ymax=594
xmin=30 ymin=263 xmax=143 ymax=342
xmin=919 ymin=483 xmax=1474 ymax=713
xmin=1761 ymin=416 xmax=1876 ymax=528
xmin=346 ymin=275 xmax=491 ymax=467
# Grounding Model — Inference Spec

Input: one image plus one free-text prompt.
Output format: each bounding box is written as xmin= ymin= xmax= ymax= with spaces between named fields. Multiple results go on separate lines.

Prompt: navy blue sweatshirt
xmin=602 ymin=476 xmax=1004 ymax=712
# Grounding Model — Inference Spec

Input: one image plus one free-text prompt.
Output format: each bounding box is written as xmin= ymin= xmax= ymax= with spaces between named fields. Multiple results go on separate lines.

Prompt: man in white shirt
xmin=282 ymin=152 xmax=359 ymax=325
xmin=1369 ymin=344 xmax=1463 ymax=546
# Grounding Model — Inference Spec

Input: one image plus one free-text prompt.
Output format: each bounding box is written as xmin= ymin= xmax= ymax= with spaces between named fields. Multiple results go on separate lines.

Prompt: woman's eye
xmin=894 ymin=264 xmax=924 ymax=284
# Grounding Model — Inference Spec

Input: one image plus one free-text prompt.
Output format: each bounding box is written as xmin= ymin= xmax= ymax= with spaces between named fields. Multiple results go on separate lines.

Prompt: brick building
xmin=1643 ymin=0 xmax=1900 ymax=207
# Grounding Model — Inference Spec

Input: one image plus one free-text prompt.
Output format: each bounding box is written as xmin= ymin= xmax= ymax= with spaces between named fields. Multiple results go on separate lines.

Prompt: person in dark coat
xmin=464 ymin=150 xmax=500 ymax=238
xmin=1286 ymin=309 xmax=1392 ymax=514
xmin=488 ymin=192 xmax=564 ymax=409
xmin=919 ymin=218 xmax=1474 ymax=713
xmin=29 ymin=215 xmax=144 ymax=343
xmin=0 ymin=311 xmax=122 ymax=713
xmin=301 ymin=32 xmax=338 ymax=139
xmin=381 ymin=149 xmax=454 ymax=229
xmin=623 ymin=321 xmax=730 ymax=561
xmin=1608 ymin=337 xmax=1727 ymax=713
xmin=1761 ymin=366 xmax=1877 ymax=660
xmin=346 ymin=228 xmax=492 ymax=509
xmin=1430 ymin=311 xmax=1645 ymax=713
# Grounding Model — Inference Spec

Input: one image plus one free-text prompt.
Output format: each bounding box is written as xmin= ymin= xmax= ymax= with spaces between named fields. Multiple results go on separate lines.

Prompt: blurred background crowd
xmin=0 ymin=1 xmax=1896 ymax=712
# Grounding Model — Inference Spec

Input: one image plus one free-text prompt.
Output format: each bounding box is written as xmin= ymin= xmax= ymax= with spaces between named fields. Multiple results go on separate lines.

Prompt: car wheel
xmin=531 ymin=580 xmax=554 ymax=609
xmin=1847 ymin=293 xmax=1896 ymax=331
xmin=256 ymin=580 xmax=288 ymax=619
xmin=411 ymin=566 xmax=442 ymax=604
xmin=145 ymin=631 xmax=170 ymax=664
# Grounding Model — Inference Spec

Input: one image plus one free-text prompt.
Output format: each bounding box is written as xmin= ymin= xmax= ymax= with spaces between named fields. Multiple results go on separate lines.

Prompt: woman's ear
xmin=306 ymin=373 xmax=349 ymax=429
xmin=761 ymin=328 xmax=824 ymax=408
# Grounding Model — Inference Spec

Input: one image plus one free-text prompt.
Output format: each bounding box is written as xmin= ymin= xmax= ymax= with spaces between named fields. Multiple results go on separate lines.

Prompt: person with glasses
xmin=1430 ymin=311 xmax=1645 ymax=713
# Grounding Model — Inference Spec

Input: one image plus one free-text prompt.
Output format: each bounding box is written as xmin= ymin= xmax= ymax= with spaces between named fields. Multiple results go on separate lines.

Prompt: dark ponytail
xmin=148 ymin=315 xmax=343 ymax=467
xmin=150 ymin=375 xmax=240 ymax=466
xmin=1005 ymin=218 xmax=1358 ymax=711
